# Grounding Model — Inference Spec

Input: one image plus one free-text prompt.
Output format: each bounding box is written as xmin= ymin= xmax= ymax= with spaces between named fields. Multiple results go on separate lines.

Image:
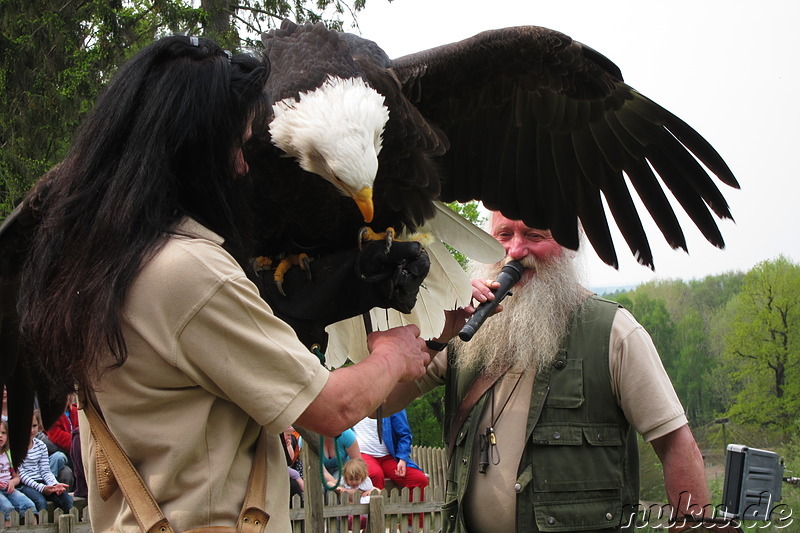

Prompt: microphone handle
xmin=458 ymin=261 xmax=524 ymax=342
xmin=458 ymin=292 xmax=505 ymax=341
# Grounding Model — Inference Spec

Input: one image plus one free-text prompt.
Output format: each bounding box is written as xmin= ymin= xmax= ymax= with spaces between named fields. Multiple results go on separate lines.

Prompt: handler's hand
xmin=470 ymin=278 xmax=501 ymax=312
xmin=432 ymin=278 xmax=504 ymax=344
xmin=368 ymin=325 xmax=428 ymax=382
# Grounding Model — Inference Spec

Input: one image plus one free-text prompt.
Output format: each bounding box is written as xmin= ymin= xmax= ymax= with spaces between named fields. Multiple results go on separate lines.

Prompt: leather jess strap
xmin=447 ymin=364 xmax=511 ymax=457
xmin=83 ymin=399 xmax=269 ymax=533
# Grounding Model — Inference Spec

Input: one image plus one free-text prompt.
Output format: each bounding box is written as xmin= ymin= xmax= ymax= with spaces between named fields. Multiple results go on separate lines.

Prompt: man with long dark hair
xmin=18 ymin=35 xmax=428 ymax=531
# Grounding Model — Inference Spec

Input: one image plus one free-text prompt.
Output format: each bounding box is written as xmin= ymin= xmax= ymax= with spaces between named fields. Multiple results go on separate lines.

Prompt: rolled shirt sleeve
xmin=610 ymin=308 xmax=688 ymax=442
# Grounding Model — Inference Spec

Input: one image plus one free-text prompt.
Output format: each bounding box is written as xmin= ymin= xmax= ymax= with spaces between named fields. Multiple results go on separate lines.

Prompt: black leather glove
xmin=256 ymin=240 xmax=430 ymax=351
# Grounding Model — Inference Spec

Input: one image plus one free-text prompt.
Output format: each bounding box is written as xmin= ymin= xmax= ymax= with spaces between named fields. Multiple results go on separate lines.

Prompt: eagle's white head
xmin=269 ymin=76 xmax=390 ymax=222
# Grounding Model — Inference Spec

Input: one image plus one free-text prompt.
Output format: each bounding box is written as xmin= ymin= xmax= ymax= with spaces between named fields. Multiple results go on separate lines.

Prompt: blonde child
xmin=336 ymin=457 xmax=375 ymax=532
xmin=17 ymin=411 xmax=73 ymax=512
xmin=0 ymin=419 xmax=35 ymax=525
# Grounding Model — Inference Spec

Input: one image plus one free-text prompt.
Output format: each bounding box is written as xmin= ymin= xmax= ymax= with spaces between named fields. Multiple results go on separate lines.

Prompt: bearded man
xmin=389 ymin=211 xmax=740 ymax=533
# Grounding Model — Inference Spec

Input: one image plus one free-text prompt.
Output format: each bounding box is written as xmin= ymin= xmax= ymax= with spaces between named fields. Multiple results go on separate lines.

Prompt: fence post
xmin=57 ymin=512 xmax=75 ymax=533
xmin=368 ymin=492 xmax=385 ymax=533
xmin=299 ymin=430 xmax=325 ymax=533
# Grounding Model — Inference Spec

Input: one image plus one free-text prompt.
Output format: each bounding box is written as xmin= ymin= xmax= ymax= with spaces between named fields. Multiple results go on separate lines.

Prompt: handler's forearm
xmin=652 ymin=425 xmax=712 ymax=518
xmin=295 ymin=351 xmax=414 ymax=436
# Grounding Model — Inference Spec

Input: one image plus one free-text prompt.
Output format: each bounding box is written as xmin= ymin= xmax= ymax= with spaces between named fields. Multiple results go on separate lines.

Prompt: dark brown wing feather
xmin=390 ymin=26 xmax=739 ymax=268
xmin=0 ymin=170 xmax=67 ymax=464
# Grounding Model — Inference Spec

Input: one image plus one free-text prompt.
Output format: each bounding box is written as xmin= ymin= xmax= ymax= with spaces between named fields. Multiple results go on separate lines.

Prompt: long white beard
xmin=451 ymin=253 xmax=588 ymax=376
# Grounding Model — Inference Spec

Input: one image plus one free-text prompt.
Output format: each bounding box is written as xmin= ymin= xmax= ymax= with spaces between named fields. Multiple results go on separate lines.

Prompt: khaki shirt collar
xmin=176 ymin=217 xmax=225 ymax=245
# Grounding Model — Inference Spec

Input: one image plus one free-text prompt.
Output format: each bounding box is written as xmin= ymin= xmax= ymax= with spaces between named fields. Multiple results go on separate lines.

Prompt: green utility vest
xmin=443 ymin=296 xmax=639 ymax=532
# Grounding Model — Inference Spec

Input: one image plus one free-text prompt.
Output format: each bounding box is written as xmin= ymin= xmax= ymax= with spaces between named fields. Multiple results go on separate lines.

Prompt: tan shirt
xmin=80 ymin=218 xmax=329 ymax=532
xmin=418 ymin=305 xmax=687 ymax=533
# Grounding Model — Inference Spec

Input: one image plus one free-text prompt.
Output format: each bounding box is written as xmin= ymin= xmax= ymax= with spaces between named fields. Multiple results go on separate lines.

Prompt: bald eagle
xmin=247 ymin=20 xmax=738 ymax=272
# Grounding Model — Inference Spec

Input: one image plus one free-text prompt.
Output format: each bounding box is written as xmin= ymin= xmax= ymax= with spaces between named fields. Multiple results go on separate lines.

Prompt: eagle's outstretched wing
xmin=0 ymin=170 xmax=67 ymax=463
xmin=388 ymin=26 xmax=739 ymax=268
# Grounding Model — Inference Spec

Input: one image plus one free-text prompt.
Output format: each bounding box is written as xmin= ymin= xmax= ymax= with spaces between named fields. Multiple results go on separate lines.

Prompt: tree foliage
xmin=0 ymin=0 xmax=362 ymax=219
xmin=722 ymin=256 xmax=800 ymax=433
xmin=607 ymin=271 xmax=745 ymax=426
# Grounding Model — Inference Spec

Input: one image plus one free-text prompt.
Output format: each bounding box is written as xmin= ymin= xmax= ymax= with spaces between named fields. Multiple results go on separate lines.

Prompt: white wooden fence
xmin=0 ymin=446 xmax=450 ymax=532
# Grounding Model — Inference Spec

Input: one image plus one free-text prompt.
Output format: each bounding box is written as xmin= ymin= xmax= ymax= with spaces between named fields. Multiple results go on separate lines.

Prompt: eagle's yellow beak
xmin=352 ymin=187 xmax=374 ymax=223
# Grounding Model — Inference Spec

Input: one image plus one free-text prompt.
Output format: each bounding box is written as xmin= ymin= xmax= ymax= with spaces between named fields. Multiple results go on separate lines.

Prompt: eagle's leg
xmin=254 ymin=256 xmax=273 ymax=270
xmin=358 ymin=226 xmax=395 ymax=253
xmin=273 ymin=253 xmax=311 ymax=296
xmin=255 ymin=254 xmax=312 ymax=296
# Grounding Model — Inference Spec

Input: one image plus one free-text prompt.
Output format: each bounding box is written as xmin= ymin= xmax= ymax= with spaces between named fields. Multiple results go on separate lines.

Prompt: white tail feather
xmin=324 ymin=316 xmax=369 ymax=368
xmin=426 ymin=201 xmax=504 ymax=264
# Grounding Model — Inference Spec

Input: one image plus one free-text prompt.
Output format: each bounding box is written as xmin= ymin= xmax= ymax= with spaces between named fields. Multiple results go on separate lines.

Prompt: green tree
xmin=723 ymin=256 xmax=800 ymax=434
xmin=672 ymin=309 xmax=717 ymax=424
xmin=615 ymin=291 xmax=676 ymax=360
xmin=615 ymin=274 xmax=745 ymax=425
xmin=0 ymin=0 xmax=362 ymax=219
xmin=406 ymin=387 xmax=445 ymax=448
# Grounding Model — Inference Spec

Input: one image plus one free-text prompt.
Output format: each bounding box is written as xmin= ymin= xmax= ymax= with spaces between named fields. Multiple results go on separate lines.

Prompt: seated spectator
xmin=17 ymin=412 xmax=73 ymax=512
xmin=283 ymin=426 xmax=303 ymax=476
xmin=283 ymin=427 xmax=304 ymax=504
xmin=353 ymin=410 xmax=427 ymax=528
xmin=321 ymin=429 xmax=361 ymax=490
xmin=288 ymin=467 xmax=304 ymax=504
xmin=32 ymin=410 xmax=73 ymax=490
xmin=0 ymin=420 xmax=36 ymax=526
xmin=45 ymin=394 xmax=85 ymax=496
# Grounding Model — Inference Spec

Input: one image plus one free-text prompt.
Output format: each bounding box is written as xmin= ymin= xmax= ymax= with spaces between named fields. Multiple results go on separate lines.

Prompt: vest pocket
xmin=530 ymin=423 xmax=623 ymax=492
xmin=533 ymin=497 xmax=625 ymax=532
xmin=442 ymin=498 xmax=461 ymax=533
xmin=544 ymin=359 xmax=584 ymax=408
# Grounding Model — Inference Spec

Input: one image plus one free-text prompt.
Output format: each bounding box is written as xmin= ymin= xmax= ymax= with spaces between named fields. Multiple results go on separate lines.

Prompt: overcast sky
xmin=344 ymin=0 xmax=799 ymax=289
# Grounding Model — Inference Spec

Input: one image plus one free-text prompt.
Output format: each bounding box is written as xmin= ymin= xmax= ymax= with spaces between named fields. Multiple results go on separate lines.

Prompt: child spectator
xmin=321 ymin=429 xmax=361 ymax=490
xmin=44 ymin=394 xmax=77 ymax=456
xmin=17 ymin=412 xmax=73 ymax=512
xmin=0 ymin=420 xmax=35 ymax=525
xmin=32 ymin=409 xmax=73 ymax=490
xmin=336 ymin=457 xmax=375 ymax=532
xmin=45 ymin=394 xmax=83 ymax=494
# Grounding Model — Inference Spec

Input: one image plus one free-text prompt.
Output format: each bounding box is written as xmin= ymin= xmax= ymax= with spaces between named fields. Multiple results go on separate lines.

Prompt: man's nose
xmin=506 ymin=237 xmax=528 ymax=260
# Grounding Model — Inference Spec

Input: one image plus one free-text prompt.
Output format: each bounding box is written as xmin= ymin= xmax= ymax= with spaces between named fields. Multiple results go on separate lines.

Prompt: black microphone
xmin=459 ymin=260 xmax=525 ymax=342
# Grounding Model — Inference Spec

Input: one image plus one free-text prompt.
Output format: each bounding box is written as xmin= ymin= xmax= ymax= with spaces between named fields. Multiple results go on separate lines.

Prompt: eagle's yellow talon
xmin=272 ymin=253 xmax=312 ymax=295
xmin=300 ymin=254 xmax=312 ymax=281
xmin=358 ymin=226 xmax=396 ymax=253
xmin=254 ymin=256 xmax=273 ymax=271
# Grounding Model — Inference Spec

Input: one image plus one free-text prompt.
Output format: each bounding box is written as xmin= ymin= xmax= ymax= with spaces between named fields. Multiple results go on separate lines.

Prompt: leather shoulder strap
xmin=83 ymin=396 xmax=269 ymax=533
xmin=447 ymin=364 xmax=510 ymax=457
xmin=237 ymin=429 xmax=270 ymax=532
xmin=84 ymin=399 xmax=175 ymax=533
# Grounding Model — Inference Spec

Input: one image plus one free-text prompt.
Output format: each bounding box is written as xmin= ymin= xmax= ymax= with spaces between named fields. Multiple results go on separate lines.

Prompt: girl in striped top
xmin=16 ymin=412 xmax=73 ymax=512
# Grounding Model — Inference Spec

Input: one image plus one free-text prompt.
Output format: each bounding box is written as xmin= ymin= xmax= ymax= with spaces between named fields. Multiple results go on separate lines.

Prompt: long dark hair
xmin=18 ymin=35 xmax=269 ymax=399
